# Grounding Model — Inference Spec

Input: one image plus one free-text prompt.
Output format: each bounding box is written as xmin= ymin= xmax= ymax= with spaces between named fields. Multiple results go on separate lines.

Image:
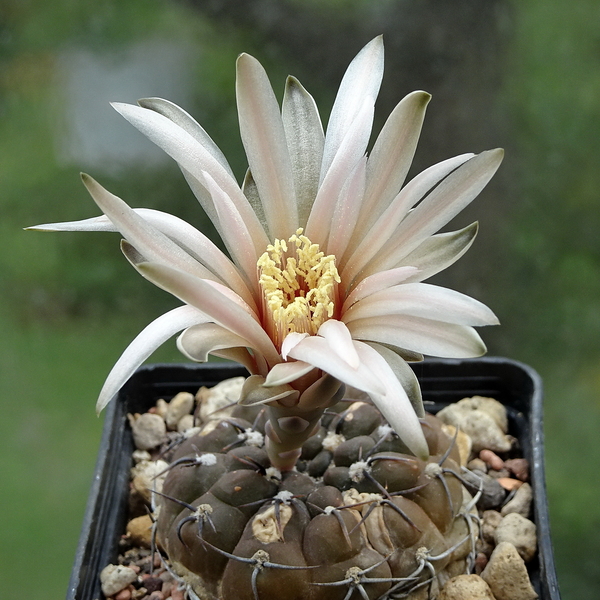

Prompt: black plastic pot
xmin=66 ymin=357 xmax=560 ymax=600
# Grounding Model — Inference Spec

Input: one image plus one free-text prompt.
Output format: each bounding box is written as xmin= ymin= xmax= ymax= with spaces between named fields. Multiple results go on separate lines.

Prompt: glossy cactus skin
xmin=155 ymin=399 xmax=476 ymax=600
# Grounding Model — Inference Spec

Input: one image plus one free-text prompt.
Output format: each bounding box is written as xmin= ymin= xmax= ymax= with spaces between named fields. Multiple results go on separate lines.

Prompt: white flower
xmin=31 ymin=37 xmax=502 ymax=462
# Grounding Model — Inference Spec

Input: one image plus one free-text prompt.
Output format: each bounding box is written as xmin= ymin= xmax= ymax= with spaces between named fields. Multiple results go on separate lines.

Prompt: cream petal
xmin=341 ymin=153 xmax=473 ymax=283
xmin=364 ymin=149 xmax=504 ymax=277
xmin=341 ymin=266 xmax=420 ymax=313
xmin=343 ymin=282 xmax=499 ymax=327
xmin=39 ymin=208 xmax=257 ymax=309
xmin=282 ymin=76 xmax=324 ymax=228
xmin=347 ymin=314 xmax=488 ymax=358
xmin=96 ymin=306 xmax=208 ymax=413
xmin=264 ymin=361 xmax=315 ymax=386
xmin=360 ymin=91 xmax=431 ymax=229
xmin=317 ymin=319 xmax=360 ymax=369
xmin=398 ymin=223 xmax=479 ymax=283
xmin=363 ymin=342 xmax=423 ymax=418
xmin=80 ymin=174 xmax=219 ymax=282
xmin=353 ymin=341 xmax=429 ymax=459
xmin=112 ymin=102 xmax=269 ymax=254
xmin=280 ymin=332 xmax=309 ymax=360
xmin=286 ymin=335 xmax=386 ymax=396
xmin=138 ymin=97 xmax=235 ymax=178
xmin=326 ymin=156 xmax=367 ymax=259
xmin=236 ymin=53 xmax=298 ymax=239
xmin=137 ymin=262 xmax=280 ymax=365
xmin=201 ymin=170 xmax=262 ymax=293
xmin=177 ymin=322 xmax=251 ymax=362
xmin=305 ymin=98 xmax=373 ymax=246
xmin=321 ymin=36 xmax=383 ymax=181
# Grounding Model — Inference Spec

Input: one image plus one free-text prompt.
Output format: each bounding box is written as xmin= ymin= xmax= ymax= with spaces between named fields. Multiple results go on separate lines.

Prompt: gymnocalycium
xmin=31 ymin=36 xmax=502 ymax=599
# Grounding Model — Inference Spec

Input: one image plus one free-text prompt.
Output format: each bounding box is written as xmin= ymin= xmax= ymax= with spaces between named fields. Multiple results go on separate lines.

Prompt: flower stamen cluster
xmin=257 ymin=228 xmax=340 ymax=348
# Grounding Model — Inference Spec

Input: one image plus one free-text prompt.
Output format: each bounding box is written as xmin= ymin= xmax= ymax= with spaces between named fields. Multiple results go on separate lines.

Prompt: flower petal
xmin=342 ymin=266 xmax=420 ymax=313
xmin=343 ymin=283 xmax=499 ymax=327
xmin=305 ymin=98 xmax=373 ymax=246
xmin=286 ymin=335 xmax=385 ymax=396
xmin=317 ymin=319 xmax=360 ymax=369
xmin=264 ymin=361 xmax=315 ymax=386
xmin=321 ymin=36 xmax=383 ymax=181
xmin=96 ymin=306 xmax=208 ymax=413
xmin=326 ymin=156 xmax=367 ymax=259
xmin=398 ymin=223 xmax=479 ymax=283
xmin=138 ymin=97 xmax=236 ymax=178
xmin=201 ymin=169 xmax=262 ymax=294
xmin=236 ymin=53 xmax=298 ymax=239
xmin=79 ymin=174 xmax=219 ymax=282
xmin=347 ymin=315 xmax=488 ymax=358
xmin=282 ymin=76 xmax=324 ymax=228
xmin=112 ymin=102 xmax=269 ymax=255
xmin=353 ymin=340 xmax=429 ymax=459
xmin=136 ymin=262 xmax=280 ymax=365
xmin=360 ymin=91 xmax=431 ymax=229
xmin=364 ymin=149 xmax=504 ymax=277
xmin=341 ymin=153 xmax=473 ymax=284
xmin=33 ymin=208 xmax=258 ymax=309
xmin=281 ymin=332 xmax=309 ymax=360
xmin=177 ymin=322 xmax=251 ymax=362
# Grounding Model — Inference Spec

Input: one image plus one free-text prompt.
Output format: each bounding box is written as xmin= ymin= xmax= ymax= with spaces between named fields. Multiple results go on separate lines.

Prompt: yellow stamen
xmin=257 ymin=229 xmax=340 ymax=349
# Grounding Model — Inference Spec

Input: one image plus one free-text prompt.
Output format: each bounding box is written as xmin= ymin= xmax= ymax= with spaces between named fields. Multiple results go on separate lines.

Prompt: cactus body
xmin=155 ymin=396 xmax=476 ymax=600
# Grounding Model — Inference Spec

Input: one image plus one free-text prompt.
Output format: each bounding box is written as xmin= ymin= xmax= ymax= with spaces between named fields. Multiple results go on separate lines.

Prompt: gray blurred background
xmin=2 ymin=0 xmax=599 ymax=597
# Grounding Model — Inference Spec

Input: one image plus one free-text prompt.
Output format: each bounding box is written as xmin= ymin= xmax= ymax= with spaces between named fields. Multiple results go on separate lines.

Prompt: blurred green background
xmin=2 ymin=0 xmax=600 ymax=598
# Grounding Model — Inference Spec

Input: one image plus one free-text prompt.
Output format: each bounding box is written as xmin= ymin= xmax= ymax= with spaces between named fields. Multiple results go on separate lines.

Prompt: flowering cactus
xmin=31 ymin=36 xmax=500 ymax=469
xmin=31 ymin=36 xmax=502 ymax=599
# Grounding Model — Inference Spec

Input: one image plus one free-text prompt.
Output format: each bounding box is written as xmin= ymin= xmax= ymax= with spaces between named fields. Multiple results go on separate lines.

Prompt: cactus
xmin=151 ymin=385 xmax=479 ymax=600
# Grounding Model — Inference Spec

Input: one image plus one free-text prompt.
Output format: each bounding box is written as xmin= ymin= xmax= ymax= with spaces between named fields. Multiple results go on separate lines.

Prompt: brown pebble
xmin=475 ymin=552 xmax=489 ymax=575
xmin=497 ymin=477 xmax=523 ymax=491
xmin=153 ymin=552 xmax=163 ymax=568
xmin=141 ymin=575 xmax=163 ymax=594
xmin=148 ymin=592 xmax=165 ymax=600
xmin=505 ymin=458 xmax=529 ymax=482
xmin=480 ymin=449 xmax=505 ymax=470
xmin=170 ymin=587 xmax=186 ymax=600
xmin=115 ymin=586 xmax=133 ymax=600
xmin=487 ymin=468 xmax=511 ymax=479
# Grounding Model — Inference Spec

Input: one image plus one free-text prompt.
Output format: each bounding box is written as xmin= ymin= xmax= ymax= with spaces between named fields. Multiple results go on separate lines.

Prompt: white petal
xmin=137 ymin=262 xmax=280 ymax=365
xmin=305 ymin=98 xmax=373 ymax=246
xmin=177 ymin=323 xmax=250 ymax=362
xmin=236 ymin=53 xmax=298 ymax=239
xmin=201 ymin=169 xmax=262 ymax=293
xmin=281 ymin=332 xmax=309 ymax=360
xmin=398 ymin=223 xmax=479 ymax=283
xmin=96 ymin=306 xmax=208 ymax=413
xmin=112 ymin=102 xmax=269 ymax=254
xmin=360 ymin=91 xmax=431 ymax=228
xmin=364 ymin=149 xmax=504 ymax=277
xmin=286 ymin=335 xmax=385 ymax=396
xmin=353 ymin=341 xmax=429 ymax=459
xmin=347 ymin=315 xmax=488 ymax=359
xmin=317 ymin=319 xmax=360 ymax=369
xmin=343 ymin=283 xmax=499 ymax=326
xmin=264 ymin=361 xmax=315 ymax=386
xmin=321 ymin=36 xmax=383 ymax=181
xmin=138 ymin=97 xmax=236 ymax=178
xmin=80 ymin=174 xmax=218 ymax=282
xmin=282 ymin=76 xmax=324 ymax=228
xmin=364 ymin=342 xmax=424 ymax=417
xmin=326 ymin=156 xmax=367 ymax=259
xmin=342 ymin=266 xmax=420 ymax=312
xmin=341 ymin=153 xmax=473 ymax=284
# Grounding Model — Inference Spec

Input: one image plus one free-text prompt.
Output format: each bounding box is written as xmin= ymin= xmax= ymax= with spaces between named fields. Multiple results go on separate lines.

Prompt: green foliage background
xmin=1 ymin=0 xmax=600 ymax=598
